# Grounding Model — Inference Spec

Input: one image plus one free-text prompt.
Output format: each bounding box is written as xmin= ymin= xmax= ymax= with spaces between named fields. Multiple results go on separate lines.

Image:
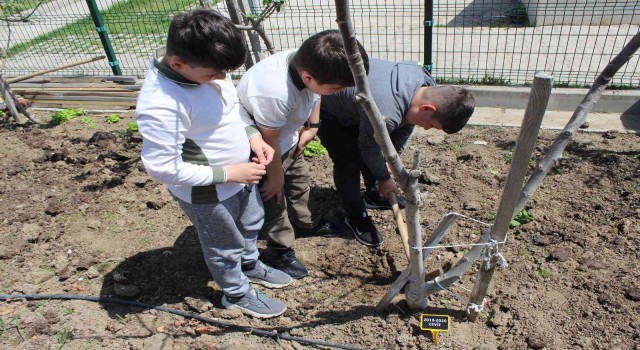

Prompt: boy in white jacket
xmin=135 ymin=9 xmax=289 ymax=318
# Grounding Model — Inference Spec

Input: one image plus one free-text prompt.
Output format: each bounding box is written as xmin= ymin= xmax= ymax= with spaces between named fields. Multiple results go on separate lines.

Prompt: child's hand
xmin=259 ymin=175 xmax=284 ymax=204
xmin=225 ymin=163 xmax=266 ymax=184
xmin=249 ymin=136 xmax=275 ymax=165
xmin=293 ymin=128 xmax=318 ymax=159
xmin=378 ymin=178 xmax=398 ymax=198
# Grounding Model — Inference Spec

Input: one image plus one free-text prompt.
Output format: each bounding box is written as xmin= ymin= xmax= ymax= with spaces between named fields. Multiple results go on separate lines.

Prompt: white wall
xmin=521 ymin=0 xmax=640 ymax=26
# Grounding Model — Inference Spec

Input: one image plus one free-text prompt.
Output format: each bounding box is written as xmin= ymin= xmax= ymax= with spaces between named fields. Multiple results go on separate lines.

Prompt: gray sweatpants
xmin=173 ymin=185 xmax=264 ymax=298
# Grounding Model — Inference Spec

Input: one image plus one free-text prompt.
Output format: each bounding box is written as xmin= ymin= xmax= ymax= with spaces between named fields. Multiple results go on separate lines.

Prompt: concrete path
xmin=1 ymin=0 xmax=124 ymax=46
xmin=468 ymin=107 xmax=640 ymax=133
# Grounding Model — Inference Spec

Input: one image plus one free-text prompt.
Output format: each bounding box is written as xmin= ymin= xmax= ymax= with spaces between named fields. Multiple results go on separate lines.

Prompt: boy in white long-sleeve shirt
xmin=135 ymin=9 xmax=290 ymax=319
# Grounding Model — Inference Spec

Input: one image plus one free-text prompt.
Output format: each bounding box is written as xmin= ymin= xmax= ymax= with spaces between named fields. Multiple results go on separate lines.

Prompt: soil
xmin=0 ymin=111 xmax=638 ymax=350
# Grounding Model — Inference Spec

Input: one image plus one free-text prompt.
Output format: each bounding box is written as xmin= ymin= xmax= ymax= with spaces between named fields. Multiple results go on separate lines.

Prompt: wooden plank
xmin=13 ymin=88 xmax=138 ymax=96
xmin=38 ymin=77 xmax=105 ymax=84
xmin=6 ymin=56 xmax=106 ymax=84
xmin=31 ymin=102 xmax=134 ymax=110
xmin=467 ymin=72 xmax=553 ymax=322
xmin=28 ymin=95 xmax=137 ymax=102
xmin=21 ymin=91 xmax=139 ymax=98
xmin=10 ymin=82 xmax=120 ymax=88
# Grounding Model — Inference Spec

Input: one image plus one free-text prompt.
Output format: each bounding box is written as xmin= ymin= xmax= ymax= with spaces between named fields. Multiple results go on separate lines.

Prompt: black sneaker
xmin=292 ymin=220 xmax=336 ymax=237
xmin=344 ymin=214 xmax=384 ymax=247
xmin=221 ymin=288 xmax=286 ymax=318
xmin=260 ymin=249 xmax=309 ymax=279
xmin=364 ymin=191 xmax=406 ymax=210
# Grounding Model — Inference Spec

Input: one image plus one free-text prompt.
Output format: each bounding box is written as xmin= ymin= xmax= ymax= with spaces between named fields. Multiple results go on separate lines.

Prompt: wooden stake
xmin=376 ymin=214 xmax=458 ymax=311
xmin=7 ymin=56 xmax=106 ymax=84
xmin=375 ymin=266 xmax=411 ymax=313
xmin=389 ymin=192 xmax=410 ymax=260
xmin=466 ymin=72 xmax=553 ymax=321
xmin=1 ymin=75 xmax=37 ymax=123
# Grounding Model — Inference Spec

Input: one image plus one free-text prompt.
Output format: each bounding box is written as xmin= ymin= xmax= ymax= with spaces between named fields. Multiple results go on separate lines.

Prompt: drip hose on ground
xmin=0 ymin=294 xmax=364 ymax=350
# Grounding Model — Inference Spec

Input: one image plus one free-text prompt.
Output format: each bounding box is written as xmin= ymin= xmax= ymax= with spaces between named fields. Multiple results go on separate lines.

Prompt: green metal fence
xmin=1 ymin=0 xmax=639 ymax=86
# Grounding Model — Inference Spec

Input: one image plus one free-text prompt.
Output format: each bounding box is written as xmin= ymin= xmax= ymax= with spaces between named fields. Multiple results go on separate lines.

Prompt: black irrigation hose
xmin=0 ymin=294 xmax=364 ymax=350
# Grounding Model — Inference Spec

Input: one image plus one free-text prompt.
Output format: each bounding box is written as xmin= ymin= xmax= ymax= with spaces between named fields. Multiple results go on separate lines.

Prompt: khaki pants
xmin=261 ymin=148 xmax=315 ymax=251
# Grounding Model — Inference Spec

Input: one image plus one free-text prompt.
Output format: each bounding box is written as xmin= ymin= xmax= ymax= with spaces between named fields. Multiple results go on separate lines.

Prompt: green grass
xmin=435 ymin=75 xmax=512 ymax=86
xmin=0 ymin=0 xmax=48 ymax=17
xmin=8 ymin=0 xmax=195 ymax=57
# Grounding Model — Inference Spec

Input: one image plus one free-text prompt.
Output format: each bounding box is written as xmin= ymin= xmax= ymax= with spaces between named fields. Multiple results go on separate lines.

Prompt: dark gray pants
xmin=174 ymin=186 xmax=263 ymax=297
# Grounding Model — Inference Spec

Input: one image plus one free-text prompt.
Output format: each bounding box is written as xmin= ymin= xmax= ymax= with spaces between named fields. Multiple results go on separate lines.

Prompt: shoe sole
xmin=344 ymin=217 xmax=384 ymax=247
xmin=248 ymin=277 xmax=292 ymax=289
xmin=221 ymin=298 xmax=287 ymax=319
xmin=364 ymin=198 xmax=405 ymax=210
xmin=364 ymin=201 xmax=393 ymax=210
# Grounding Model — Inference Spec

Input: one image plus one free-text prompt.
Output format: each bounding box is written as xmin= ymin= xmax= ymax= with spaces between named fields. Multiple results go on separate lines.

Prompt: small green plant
xmin=510 ymin=209 xmax=533 ymax=228
xmin=304 ymin=140 xmax=327 ymax=157
xmin=537 ymin=264 xmax=552 ymax=280
xmin=80 ymin=116 xmax=95 ymax=128
xmin=126 ymin=121 xmax=139 ymax=133
xmin=115 ymin=313 xmax=130 ymax=325
xmin=57 ymin=328 xmax=72 ymax=350
xmin=0 ymin=316 xmax=25 ymax=340
xmin=63 ymin=306 xmax=74 ymax=315
xmin=481 ymin=212 xmax=496 ymax=222
xmin=503 ymin=151 xmax=513 ymax=164
xmin=488 ymin=167 xmax=499 ymax=176
xmin=51 ymin=108 xmax=84 ymax=125
xmin=244 ymin=0 xmax=286 ymax=22
xmin=105 ymin=114 xmax=121 ymax=124
xmin=440 ymin=297 xmax=453 ymax=308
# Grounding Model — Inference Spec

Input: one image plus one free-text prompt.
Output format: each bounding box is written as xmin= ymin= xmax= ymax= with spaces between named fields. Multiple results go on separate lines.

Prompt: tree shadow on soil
xmin=99 ymin=226 xmax=220 ymax=319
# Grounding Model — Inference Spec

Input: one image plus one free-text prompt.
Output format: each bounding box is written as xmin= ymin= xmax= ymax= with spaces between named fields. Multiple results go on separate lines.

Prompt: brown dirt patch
xmin=0 ymin=111 xmax=638 ymax=349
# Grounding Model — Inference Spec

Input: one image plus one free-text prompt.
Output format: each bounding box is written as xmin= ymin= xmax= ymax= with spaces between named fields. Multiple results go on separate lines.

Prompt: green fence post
xmin=85 ymin=0 xmax=122 ymax=75
xmin=423 ymin=0 xmax=433 ymax=73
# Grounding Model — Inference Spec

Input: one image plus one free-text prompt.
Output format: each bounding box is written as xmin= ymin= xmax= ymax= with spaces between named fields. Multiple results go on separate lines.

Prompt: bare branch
xmin=513 ymin=31 xmax=640 ymax=217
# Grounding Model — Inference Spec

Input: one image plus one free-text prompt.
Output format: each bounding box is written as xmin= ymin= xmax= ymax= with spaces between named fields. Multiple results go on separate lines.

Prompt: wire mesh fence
xmin=1 ymin=0 xmax=639 ymax=87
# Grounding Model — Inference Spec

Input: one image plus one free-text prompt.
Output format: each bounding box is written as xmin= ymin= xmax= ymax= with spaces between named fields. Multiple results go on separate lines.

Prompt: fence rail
xmin=1 ymin=0 xmax=639 ymax=87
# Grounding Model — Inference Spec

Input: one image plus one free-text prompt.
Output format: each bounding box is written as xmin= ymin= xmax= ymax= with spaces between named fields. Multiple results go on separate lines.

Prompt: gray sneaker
xmin=243 ymin=261 xmax=292 ymax=288
xmin=221 ymin=288 xmax=286 ymax=318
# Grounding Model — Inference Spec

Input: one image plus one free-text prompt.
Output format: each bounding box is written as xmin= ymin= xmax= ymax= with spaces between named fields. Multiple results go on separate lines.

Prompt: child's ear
xmin=300 ymin=71 xmax=314 ymax=84
xmin=418 ymin=104 xmax=437 ymax=112
xmin=168 ymin=57 xmax=186 ymax=70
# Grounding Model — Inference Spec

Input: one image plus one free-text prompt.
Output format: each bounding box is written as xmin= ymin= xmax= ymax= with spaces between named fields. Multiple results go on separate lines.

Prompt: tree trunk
xmin=334 ymin=0 xmax=427 ymax=310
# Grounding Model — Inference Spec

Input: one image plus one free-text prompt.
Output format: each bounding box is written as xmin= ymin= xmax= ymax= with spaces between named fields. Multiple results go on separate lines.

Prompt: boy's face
xmin=418 ymin=116 xmax=443 ymax=131
xmin=301 ymin=72 xmax=347 ymax=95
xmin=417 ymin=104 xmax=442 ymax=130
xmin=169 ymin=57 xmax=227 ymax=83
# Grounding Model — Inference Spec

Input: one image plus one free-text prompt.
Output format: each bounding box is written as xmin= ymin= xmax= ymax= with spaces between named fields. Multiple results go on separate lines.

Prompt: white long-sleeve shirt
xmin=135 ymin=57 xmax=258 ymax=204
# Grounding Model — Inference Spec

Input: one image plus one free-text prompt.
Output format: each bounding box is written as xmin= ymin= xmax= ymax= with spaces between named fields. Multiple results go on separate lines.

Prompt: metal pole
xmin=85 ymin=0 xmax=122 ymax=75
xmin=423 ymin=0 xmax=433 ymax=73
xmin=238 ymin=0 xmax=264 ymax=63
xmin=225 ymin=0 xmax=255 ymax=68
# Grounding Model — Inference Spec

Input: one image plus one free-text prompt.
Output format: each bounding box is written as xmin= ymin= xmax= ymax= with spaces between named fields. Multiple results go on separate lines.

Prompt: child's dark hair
xmin=427 ymin=86 xmax=475 ymax=134
xmin=292 ymin=29 xmax=369 ymax=86
xmin=166 ymin=9 xmax=246 ymax=71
